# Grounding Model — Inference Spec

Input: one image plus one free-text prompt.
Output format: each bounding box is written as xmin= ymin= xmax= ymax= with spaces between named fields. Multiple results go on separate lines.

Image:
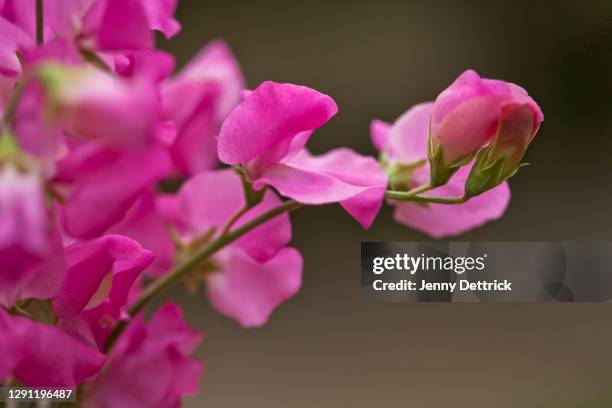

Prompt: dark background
xmin=157 ymin=1 xmax=612 ymax=406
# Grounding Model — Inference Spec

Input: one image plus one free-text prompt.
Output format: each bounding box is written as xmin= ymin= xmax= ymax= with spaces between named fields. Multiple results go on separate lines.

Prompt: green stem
xmin=221 ymin=204 xmax=250 ymax=236
xmin=404 ymin=183 xmax=432 ymax=196
xmin=1 ymin=78 xmax=27 ymax=133
xmin=385 ymin=190 xmax=467 ymax=205
xmin=104 ymin=199 xmax=302 ymax=352
xmin=36 ymin=0 xmax=44 ymax=45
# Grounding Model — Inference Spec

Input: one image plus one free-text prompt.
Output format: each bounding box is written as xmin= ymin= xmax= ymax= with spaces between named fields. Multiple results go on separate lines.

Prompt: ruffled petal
xmin=217 ymin=81 xmax=337 ymax=169
xmin=61 ymin=146 xmax=172 ymax=238
xmin=207 ymin=247 xmax=302 ymax=328
xmin=256 ymin=148 xmax=387 ymax=229
xmin=0 ymin=308 xmax=105 ymax=387
xmin=163 ymin=40 xmax=244 ymax=174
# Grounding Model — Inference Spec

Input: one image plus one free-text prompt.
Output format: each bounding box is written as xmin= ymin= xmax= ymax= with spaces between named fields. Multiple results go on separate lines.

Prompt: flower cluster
xmin=0 ymin=1 xmax=542 ymax=406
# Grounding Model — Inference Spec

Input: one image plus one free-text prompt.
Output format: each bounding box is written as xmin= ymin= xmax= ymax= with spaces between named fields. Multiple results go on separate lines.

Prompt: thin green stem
xmin=36 ymin=0 xmax=44 ymax=45
xmin=385 ymin=190 xmax=468 ymax=205
xmin=221 ymin=205 xmax=250 ymax=236
xmin=1 ymin=78 xmax=27 ymax=133
xmin=404 ymin=183 xmax=432 ymax=196
xmin=104 ymin=199 xmax=302 ymax=352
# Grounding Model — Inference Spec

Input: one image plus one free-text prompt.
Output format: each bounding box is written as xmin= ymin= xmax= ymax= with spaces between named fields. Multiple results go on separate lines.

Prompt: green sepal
xmin=465 ymin=148 xmax=529 ymax=198
xmin=427 ymin=134 xmax=473 ymax=188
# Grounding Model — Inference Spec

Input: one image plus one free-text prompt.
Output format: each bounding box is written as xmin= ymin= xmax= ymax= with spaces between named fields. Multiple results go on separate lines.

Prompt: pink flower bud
xmin=430 ymin=69 xmax=543 ymax=167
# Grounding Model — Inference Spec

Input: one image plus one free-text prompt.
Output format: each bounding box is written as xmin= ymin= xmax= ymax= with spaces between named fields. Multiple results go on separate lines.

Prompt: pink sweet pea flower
xmin=43 ymin=0 xmax=180 ymax=51
xmin=371 ymin=102 xmax=510 ymax=238
xmin=0 ymin=164 xmax=66 ymax=307
xmin=38 ymin=64 xmax=163 ymax=147
xmin=82 ymin=303 xmax=202 ymax=408
xmin=430 ymin=69 xmax=543 ymax=166
xmin=0 ymin=308 xmax=105 ymax=387
xmin=218 ymin=81 xmax=388 ymax=229
xmin=159 ymin=169 xmax=302 ymax=327
xmin=56 ymin=144 xmax=172 ymax=239
xmin=0 ymin=9 xmax=33 ymax=76
xmin=109 ymin=190 xmax=176 ymax=276
xmin=52 ymin=235 xmax=154 ymax=350
xmin=162 ymin=40 xmax=244 ymax=175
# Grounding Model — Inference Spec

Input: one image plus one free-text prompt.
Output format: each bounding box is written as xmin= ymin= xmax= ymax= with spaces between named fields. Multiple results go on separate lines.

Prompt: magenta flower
xmin=162 ymin=40 xmax=244 ymax=175
xmin=52 ymin=235 xmax=154 ymax=350
xmin=372 ymin=102 xmax=510 ymax=238
xmin=83 ymin=303 xmax=202 ymax=408
xmin=0 ymin=6 xmax=33 ymax=76
xmin=430 ymin=69 xmax=543 ymax=167
xmin=0 ymin=308 xmax=105 ymax=387
xmin=218 ymin=81 xmax=388 ymax=229
xmin=38 ymin=64 xmax=164 ymax=147
xmin=56 ymin=143 xmax=172 ymax=239
xmin=43 ymin=0 xmax=180 ymax=52
xmin=159 ymin=169 xmax=302 ymax=327
xmin=0 ymin=164 xmax=66 ymax=307
xmin=109 ymin=190 xmax=175 ymax=276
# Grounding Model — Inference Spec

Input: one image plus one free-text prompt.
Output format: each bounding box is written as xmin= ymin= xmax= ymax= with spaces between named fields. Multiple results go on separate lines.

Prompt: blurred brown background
xmin=156 ymin=0 xmax=612 ymax=406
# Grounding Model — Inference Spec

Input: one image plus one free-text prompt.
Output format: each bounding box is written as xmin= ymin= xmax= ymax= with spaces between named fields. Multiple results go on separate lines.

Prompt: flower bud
xmin=427 ymin=70 xmax=543 ymax=187
xmin=465 ymin=103 xmax=538 ymax=198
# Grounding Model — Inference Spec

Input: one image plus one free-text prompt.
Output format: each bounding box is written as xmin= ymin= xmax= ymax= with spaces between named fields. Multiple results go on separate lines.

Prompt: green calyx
xmin=0 ymin=132 xmax=33 ymax=171
xmin=427 ymin=134 xmax=473 ymax=188
xmin=379 ymin=153 xmax=426 ymax=191
xmin=465 ymin=145 xmax=529 ymax=198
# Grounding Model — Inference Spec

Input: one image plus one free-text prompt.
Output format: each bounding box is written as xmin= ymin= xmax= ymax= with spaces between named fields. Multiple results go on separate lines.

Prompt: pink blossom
xmin=218 ymin=81 xmax=388 ymax=229
xmin=0 ymin=7 xmax=33 ymax=76
xmin=162 ymin=40 xmax=244 ymax=175
xmin=83 ymin=303 xmax=202 ymax=408
xmin=56 ymin=144 xmax=172 ymax=239
xmin=109 ymin=190 xmax=175 ymax=276
xmin=0 ymin=307 xmax=105 ymax=387
xmin=43 ymin=0 xmax=180 ymax=51
xmin=38 ymin=64 xmax=164 ymax=147
xmin=430 ymin=69 xmax=543 ymax=165
xmin=371 ymin=102 xmax=510 ymax=238
xmin=52 ymin=235 xmax=154 ymax=350
xmin=160 ymin=169 xmax=302 ymax=327
xmin=0 ymin=164 xmax=66 ymax=307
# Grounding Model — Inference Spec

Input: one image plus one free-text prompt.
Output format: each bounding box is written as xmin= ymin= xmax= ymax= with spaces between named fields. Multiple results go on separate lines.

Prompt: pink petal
xmin=369 ymin=119 xmax=391 ymax=152
xmin=0 ymin=15 xmax=32 ymax=76
xmin=53 ymin=235 xmax=153 ymax=318
xmin=163 ymin=40 xmax=244 ymax=174
xmin=95 ymin=0 xmax=153 ymax=51
xmin=207 ymin=247 xmax=302 ymax=328
xmin=171 ymin=169 xmax=291 ymax=262
xmin=257 ymin=148 xmax=387 ymax=229
xmin=110 ymin=191 xmax=175 ymax=276
xmin=217 ymin=81 xmax=338 ymax=169
xmin=0 ymin=308 xmax=105 ymax=387
xmin=385 ymin=101 xmax=433 ymax=163
xmin=434 ymin=94 xmax=510 ymax=164
xmin=83 ymin=303 xmax=202 ymax=408
xmin=232 ymin=190 xmax=291 ymax=262
xmin=432 ymin=69 xmax=510 ymax=124
xmin=52 ymin=68 xmax=163 ymax=147
xmin=140 ymin=0 xmax=181 ymax=39
xmin=62 ymin=146 xmax=172 ymax=238
xmin=53 ymin=234 xmax=153 ymax=349
xmin=111 ymin=49 xmax=176 ymax=82
xmin=0 ymin=167 xmax=65 ymax=307
xmin=172 ymin=169 xmax=244 ymax=239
